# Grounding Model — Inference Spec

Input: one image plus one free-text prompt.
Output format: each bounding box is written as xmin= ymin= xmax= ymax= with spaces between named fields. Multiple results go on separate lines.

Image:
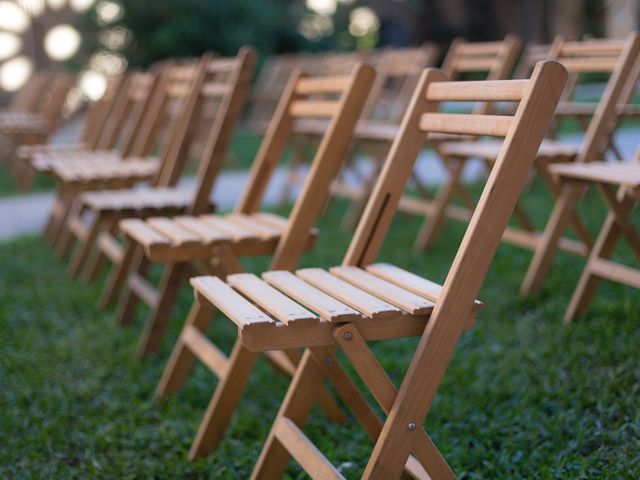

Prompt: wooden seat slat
xmin=296 ymin=268 xmax=401 ymax=319
xmin=262 ymin=270 xmax=361 ymax=322
xmin=551 ymin=162 xmax=640 ymax=188
xmin=366 ymin=263 xmax=483 ymax=310
xmin=227 ymin=273 xmax=318 ymax=325
xmin=173 ymin=216 xmax=229 ymax=243
xmin=199 ymin=214 xmax=260 ymax=241
xmin=191 ymin=276 xmax=275 ymax=327
xmin=119 ymin=218 xmax=171 ymax=247
xmin=330 ymin=266 xmax=435 ymax=315
xmin=224 ymin=214 xmax=282 ymax=238
xmin=146 ymin=217 xmax=202 ymax=245
xmin=253 ymin=212 xmax=290 ymax=230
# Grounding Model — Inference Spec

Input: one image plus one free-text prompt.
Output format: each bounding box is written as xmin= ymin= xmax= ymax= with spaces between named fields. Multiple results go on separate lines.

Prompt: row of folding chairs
xmin=9 ymin=33 xmax=640 ymax=477
xmin=0 ymin=71 xmax=76 ymax=172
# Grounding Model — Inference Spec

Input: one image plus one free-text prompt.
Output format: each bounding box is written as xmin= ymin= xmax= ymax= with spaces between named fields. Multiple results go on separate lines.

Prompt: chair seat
xmin=49 ymin=156 xmax=159 ymax=185
xmin=555 ymin=101 xmax=639 ymax=117
xmin=439 ymin=138 xmax=578 ymax=162
xmin=17 ymin=142 xmax=87 ymax=160
xmin=81 ymin=187 xmax=196 ymax=213
xmin=191 ymin=263 xmax=481 ymax=352
xmin=550 ymin=161 xmax=640 ymax=190
xmin=32 ymin=149 xmax=122 ymax=173
xmin=119 ymin=212 xmax=316 ymax=262
xmin=0 ymin=111 xmax=51 ymax=134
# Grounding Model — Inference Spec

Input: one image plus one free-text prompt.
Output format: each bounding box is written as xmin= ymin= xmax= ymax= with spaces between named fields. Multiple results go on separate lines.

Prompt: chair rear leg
xmin=53 ymin=194 xmax=83 ymax=256
xmin=67 ymin=212 xmax=105 ymax=278
xmin=251 ymin=348 xmax=325 ymax=479
xmin=156 ymin=296 xmax=217 ymax=399
xmin=115 ymin=248 xmax=150 ymax=326
xmin=521 ymin=185 xmax=583 ymax=296
xmin=137 ymin=262 xmax=189 ymax=358
xmin=99 ymin=239 xmax=137 ymax=309
xmin=282 ymin=348 xmax=346 ymax=425
xmin=81 ymin=235 xmax=110 ymax=283
xmin=189 ymin=339 xmax=260 ymax=461
xmin=565 ymin=213 xmax=619 ymax=322
xmin=44 ymin=186 xmax=76 ymax=244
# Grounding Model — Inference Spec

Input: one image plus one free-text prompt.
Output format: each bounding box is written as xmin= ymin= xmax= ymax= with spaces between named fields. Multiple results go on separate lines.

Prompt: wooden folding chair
xmin=547 ymin=155 xmax=640 ymax=323
xmin=183 ymin=61 xmax=567 ymax=478
xmin=421 ymin=34 xmax=640 ymax=288
xmin=44 ymin=57 xmax=217 ymax=251
xmin=0 ymin=71 xmax=51 ymax=114
xmin=41 ymin=71 xmax=160 ymax=247
xmin=0 ymin=72 xmax=75 ymax=160
xmin=331 ymin=35 xmax=521 ymax=229
xmin=12 ymin=75 xmax=127 ymax=191
xmin=98 ymin=64 xmax=376 ymax=361
xmin=519 ymin=34 xmax=640 ymax=295
xmin=58 ymin=50 xmax=255 ymax=281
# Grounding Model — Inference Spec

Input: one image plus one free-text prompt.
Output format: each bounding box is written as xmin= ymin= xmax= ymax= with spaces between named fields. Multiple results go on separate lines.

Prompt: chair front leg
xmin=156 ymin=294 xmax=217 ymax=399
xmin=190 ymin=339 xmax=260 ymax=461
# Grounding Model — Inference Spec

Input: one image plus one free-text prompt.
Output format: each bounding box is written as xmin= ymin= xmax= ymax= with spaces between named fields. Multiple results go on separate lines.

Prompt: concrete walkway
xmin=0 ymin=128 xmax=637 ymax=241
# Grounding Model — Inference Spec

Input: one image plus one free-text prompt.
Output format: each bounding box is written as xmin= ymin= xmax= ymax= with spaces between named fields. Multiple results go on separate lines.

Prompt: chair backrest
xmin=341 ymin=62 xmax=567 ymax=443
xmin=245 ymin=53 xmax=300 ymax=133
xmin=234 ymin=64 xmax=376 ymax=270
xmin=547 ymin=33 xmax=640 ymax=164
xmin=94 ymin=70 xmax=159 ymax=154
xmin=80 ymin=74 xmax=127 ymax=149
xmin=181 ymin=47 xmax=257 ymax=214
xmin=441 ymin=34 xmax=522 ymax=115
xmin=8 ymin=71 xmax=51 ymax=112
xmin=513 ymin=42 xmax=551 ymax=79
xmin=36 ymin=72 xmax=75 ymax=125
xmin=129 ymin=58 xmax=205 ymax=185
xmin=361 ymin=43 xmax=440 ymax=122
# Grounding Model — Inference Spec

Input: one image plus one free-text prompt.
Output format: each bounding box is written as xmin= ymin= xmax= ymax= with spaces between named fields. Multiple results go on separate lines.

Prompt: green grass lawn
xmin=1 ymin=185 xmax=639 ymax=478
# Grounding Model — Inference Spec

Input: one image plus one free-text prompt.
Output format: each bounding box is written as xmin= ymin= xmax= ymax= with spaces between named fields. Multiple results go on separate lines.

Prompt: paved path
xmin=1 ymin=128 xmax=637 ymax=241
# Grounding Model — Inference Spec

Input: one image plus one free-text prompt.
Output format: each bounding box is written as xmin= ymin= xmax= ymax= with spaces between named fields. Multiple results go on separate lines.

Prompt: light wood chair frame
xmin=60 ymin=50 xmax=257 ymax=282
xmin=109 ymin=65 xmax=379 ymax=462
xmin=520 ymin=34 xmax=640 ymax=295
xmin=333 ymin=35 xmax=522 ymax=230
xmin=12 ymin=74 xmax=128 ymax=191
xmin=414 ymin=34 xmax=640 ymax=297
xmin=184 ymin=61 xmax=567 ymax=478
xmin=548 ymin=155 xmax=640 ymax=322
xmin=0 ymin=72 xmax=75 ymax=161
xmin=41 ymin=70 xmax=161 ymax=247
